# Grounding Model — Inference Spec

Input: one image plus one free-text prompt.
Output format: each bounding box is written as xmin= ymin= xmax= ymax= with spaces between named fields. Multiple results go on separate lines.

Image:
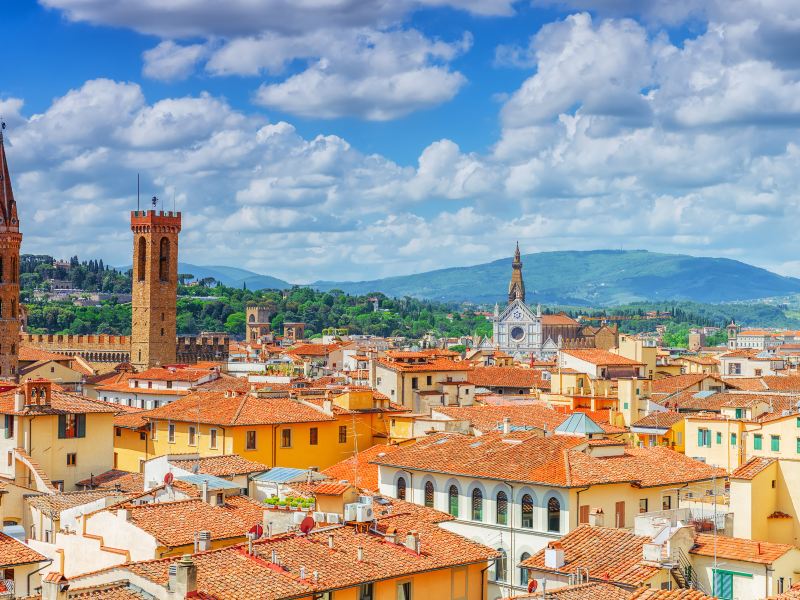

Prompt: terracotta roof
xmin=108 ymin=496 xmax=265 ymax=548
xmin=132 ymin=367 xmax=216 ymax=382
xmin=0 ymin=387 xmax=119 ymax=416
xmin=730 ymin=457 xmax=776 ymax=480
xmin=629 ymin=589 xmax=716 ymax=600
xmin=691 ymin=533 xmax=794 ymax=564
xmin=657 ymin=390 xmax=731 ymax=412
xmin=86 ymin=505 xmax=497 ymax=599
xmin=467 ymin=367 xmax=547 ymax=389
xmin=372 ymin=432 xmax=722 ymax=488
xmin=434 ymin=404 xmax=567 ymax=434
xmin=513 ymin=582 xmax=631 ymax=599
xmin=376 ymin=357 xmax=470 ymax=373
xmin=27 ymin=489 xmax=127 ymax=517
xmin=542 ymin=313 xmax=580 ymax=326
xmin=677 ymin=355 xmax=719 ymax=365
xmin=95 ymin=380 xmax=192 ymax=396
xmin=76 ymin=470 xmax=144 ymax=493
xmin=18 ymin=346 xmax=72 ymax=362
xmin=286 ymin=343 xmax=340 ymax=357
xmin=777 ymin=582 xmax=800 ymax=599
xmin=561 ymin=349 xmax=643 ymax=366
xmin=142 ymin=391 xmax=335 ymax=426
xmin=651 ymin=374 xmax=721 ymax=394
xmin=723 ymin=377 xmax=769 ymax=391
xmin=520 ymin=525 xmax=661 ymax=586
xmin=323 ymin=444 xmax=402 ymax=492
xmin=114 ymin=409 xmax=149 ymax=429
xmin=0 ymin=532 xmax=46 ymax=567
xmin=309 ymin=482 xmax=353 ymax=495
xmin=720 ymin=393 xmax=798 ymax=409
xmin=631 ymin=410 xmax=683 ymax=429
xmin=170 ymin=455 xmax=268 ymax=477
xmin=24 ymin=580 xmax=150 ymax=599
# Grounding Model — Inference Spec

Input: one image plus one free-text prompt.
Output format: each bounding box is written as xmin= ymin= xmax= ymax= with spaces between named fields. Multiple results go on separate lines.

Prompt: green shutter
xmin=698 ymin=429 xmax=704 ymax=447
xmin=796 ymin=438 xmax=800 ymax=454
xmin=716 ymin=432 xmax=722 ymax=445
xmin=735 ymin=408 xmax=742 ymax=419
xmin=754 ymin=434 xmax=762 ymax=450
xmin=714 ymin=570 xmax=734 ymax=600
xmin=57 ymin=415 xmax=66 ymax=439
xmin=771 ymin=436 xmax=780 ymax=452
xmin=731 ymin=433 xmax=737 ymax=447
xmin=76 ymin=414 xmax=86 ymax=438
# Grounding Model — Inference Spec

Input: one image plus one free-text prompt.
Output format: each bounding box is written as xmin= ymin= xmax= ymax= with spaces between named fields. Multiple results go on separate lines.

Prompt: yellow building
xmin=133 ymin=387 xmax=399 ymax=471
xmin=112 ymin=408 xmax=151 ymax=472
xmin=373 ymin=350 xmax=471 ymax=410
xmin=630 ymin=410 xmax=686 ymax=451
xmin=0 ymin=379 xmax=117 ymax=492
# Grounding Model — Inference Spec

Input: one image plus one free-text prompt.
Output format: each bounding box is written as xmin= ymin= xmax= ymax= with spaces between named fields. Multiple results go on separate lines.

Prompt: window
xmin=411 ymin=377 xmax=419 ymax=389
xmin=166 ymin=381 xmax=173 ymax=389
xmin=754 ymin=434 xmax=763 ymax=450
xmin=522 ymin=494 xmax=534 ymax=528
xmin=547 ymin=497 xmax=560 ymax=532
xmin=519 ymin=552 xmax=531 ymax=586
xmin=496 ymin=491 xmax=508 ymax=526
xmin=137 ymin=236 xmax=146 ymax=281
xmin=66 ymin=453 xmax=77 ymax=466
xmin=139 ymin=432 xmax=146 ymax=441
xmin=771 ymin=435 xmax=781 ymax=452
xmin=188 ymin=426 xmax=197 ymax=446
xmin=797 ymin=417 xmax=800 ymax=428
xmin=309 ymin=427 xmax=318 ymax=446
xmin=209 ymin=429 xmax=218 ymax=449
xmin=448 ymin=485 xmax=459 ymax=517
xmin=731 ymin=433 xmax=737 ymax=447
xmin=246 ymin=430 xmax=257 ymax=450
xmin=397 ymin=581 xmax=412 ymax=600
xmin=755 ymin=369 xmax=762 ymax=377
xmin=115 ymin=427 xmax=121 ymax=437
xmin=735 ymin=408 xmax=743 ymax=419
xmin=396 ymin=477 xmax=406 ymax=500
xmin=471 ymin=488 xmax=483 ymax=521
xmin=639 ymin=498 xmax=648 ymax=513
xmin=494 ymin=548 xmax=507 ymax=582
xmin=697 ymin=428 xmax=711 ymax=448
xmin=424 ymin=481 xmax=434 ymax=508
xmin=426 ymin=376 xmax=432 ymax=385
xmin=216 ymin=492 xmax=224 ymax=505
xmin=3 ymin=415 xmax=13 ymax=439
xmin=159 ymin=237 xmax=170 ymax=282
xmin=358 ymin=583 xmax=374 ymax=600
xmin=150 ymin=421 xmax=157 ymax=440
xmin=168 ymin=423 xmax=176 ymax=443
xmin=615 ymin=501 xmax=626 ymax=528
xmin=716 ymin=432 xmax=722 ymax=445
xmin=281 ymin=429 xmax=292 ymax=448
xmin=662 ymin=495 xmax=671 ymax=511
xmin=728 ymin=363 xmax=741 ymax=375
xmin=58 ymin=414 xmax=86 ymax=439
xmin=797 ymin=437 xmax=800 ymax=454
xmin=339 ymin=425 xmax=347 ymax=444
xmin=579 ymin=505 xmax=590 ymax=524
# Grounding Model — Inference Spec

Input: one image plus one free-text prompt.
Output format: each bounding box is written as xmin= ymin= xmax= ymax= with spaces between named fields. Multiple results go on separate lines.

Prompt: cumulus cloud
xmin=142 ymin=41 xmax=207 ymax=81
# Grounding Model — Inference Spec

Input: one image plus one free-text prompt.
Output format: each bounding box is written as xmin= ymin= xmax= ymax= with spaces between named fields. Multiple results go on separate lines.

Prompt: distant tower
xmin=508 ymin=242 xmax=525 ymax=304
xmin=727 ymin=320 xmax=739 ymax=350
xmin=0 ymin=126 xmax=21 ymax=379
xmin=245 ymin=304 xmax=272 ymax=343
xmin=130 ymin=207 xmax=181 ymax=370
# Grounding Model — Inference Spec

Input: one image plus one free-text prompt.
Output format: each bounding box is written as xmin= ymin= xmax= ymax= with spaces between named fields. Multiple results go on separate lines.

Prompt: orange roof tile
xmin=18 ymin=346 xmax=73 ymax=362
xmin=542 ymin=313 xmax=580 ymax=326
xmin=730 ymin=457 xmax=776 ymax=480
xmin=0 ymin=531 xmax=46 ymax=567
xmin=631 ymin=411 xmax=683 ymax=429
xmin=521 ymin=525 xmax=661 ymax=586
xmin=376 ymin=357 xmax=470 ymax=373
xmin=691 ymin=533 xmax=794 ymax=564
xmin=651 ymin=374 xmax=722 ymax=394
xmin=323 ymin=444 xmax=402 ymax=492
xmin=629 ymin=589 xmax=716 ymax=600
xmin=513 ymin=582 xmax=631 ymax=599
xmin=561 ymin=349 xmax=643 ymax=366
xmin=0 ymin=387 xmax=119 ymax=416
xmin=76 ymin=470 xmax=144 ymax=492
xmin=170 ymin=455 xmax=267 ymax=477
xmin=467 ymin=367 xmax=547 ymax=389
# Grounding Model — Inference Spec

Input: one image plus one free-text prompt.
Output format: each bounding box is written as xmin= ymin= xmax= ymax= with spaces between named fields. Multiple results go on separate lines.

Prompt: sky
xmin=2 ymin=0 xmax=800 ymax=284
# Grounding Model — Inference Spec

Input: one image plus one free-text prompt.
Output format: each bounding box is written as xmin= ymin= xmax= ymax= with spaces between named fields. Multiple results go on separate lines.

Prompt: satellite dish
xmin=528 ymin=580 xmax=538 ymax=593
xmin=299 ymin=516 xmax=315 ymax=534
xmin=163 ymin=472 xmax=174 ymax=485
xmin=249 ymin=523 xmax=264 ymax=538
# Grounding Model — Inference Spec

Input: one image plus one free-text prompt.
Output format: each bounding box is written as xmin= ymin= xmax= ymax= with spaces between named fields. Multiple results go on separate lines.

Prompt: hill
xmin=312 ymin=250 xmax=800 ymax=306
xmin=177 ymin=263 xmax=291 ymax=291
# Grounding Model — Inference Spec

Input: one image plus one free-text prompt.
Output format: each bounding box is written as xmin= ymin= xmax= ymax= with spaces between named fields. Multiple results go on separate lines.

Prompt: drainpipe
xmin=26 ymin=558 xmax=52 ymax=596
xmin=480 ymin=561 xmax=493 ymax=600
xmin=574 ymin=486 xmax=590 ymax=527
xmin=766 ymin=565 xmax=773 ymax=597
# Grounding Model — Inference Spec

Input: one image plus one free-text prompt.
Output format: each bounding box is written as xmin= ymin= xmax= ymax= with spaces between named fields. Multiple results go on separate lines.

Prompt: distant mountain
xmin=177 ymin=263 xmax=291 ymax=290
xmin=312 ymin=250 xmax=800 ymax=306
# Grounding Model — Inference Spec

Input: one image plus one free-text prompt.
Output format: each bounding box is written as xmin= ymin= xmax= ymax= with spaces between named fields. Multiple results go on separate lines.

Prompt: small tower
xmin=0 ymin=126 xmax=21 ymax=379
xmin=130 ymin=207 xmax=181 ymax=370
xmin=508 ymin=242 xmax=525 ymax=304
xmin=726 ymin=320 xmax=739 ymax=350
xmin=245 ymin=304 xmax=272 ymax=343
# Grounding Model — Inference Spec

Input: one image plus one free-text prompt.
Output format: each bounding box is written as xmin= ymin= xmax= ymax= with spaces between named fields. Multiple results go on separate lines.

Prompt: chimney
xmin=357 ymin=546 xmax=364 ymax=561
xmin=544 ymin=541 xmax=565 ymax=569
xmin=328 ymin=534 xmax=334 ymax=549
xmin=13 ymin=390 xmax=23 ymax=413
xmin=41 ymin=572 xmax=69 ymax=600
xmin=174 ymin=555 xmax=197 ymax=598
xmin=117 ymin=508 xmax=130 ymax=521
xmin=323 ymin=399 xmax=333 ymax=414
xmin=502 ymin=417 xmax=511 ymax=435
xmin=201 ymin=480 xmax=209 ymax=504
xmin=405 ymin=531 xmax=419 ymax=553
xmin=197 ymin=530 xmax=212 ymax=552
xmin=168 ymin=564 xmax=178 ymax=591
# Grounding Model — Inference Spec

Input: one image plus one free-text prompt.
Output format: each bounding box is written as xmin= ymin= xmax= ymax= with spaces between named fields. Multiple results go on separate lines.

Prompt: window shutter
xmin=76 ymin=414 xmax=86 ymax=438
xmin=58 ymin=415 xmax=66 ymax=439
xmin=698 ymin=429 xmax=704 ymax=447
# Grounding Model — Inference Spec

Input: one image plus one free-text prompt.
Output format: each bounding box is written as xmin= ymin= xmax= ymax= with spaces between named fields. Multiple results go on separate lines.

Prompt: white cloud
xmin=142 ymin=41 xmax=207 ymax=81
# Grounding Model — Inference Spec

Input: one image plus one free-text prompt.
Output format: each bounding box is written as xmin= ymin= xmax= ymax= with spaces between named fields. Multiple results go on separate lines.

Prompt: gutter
xmin=574 ymin=486 xmax=591 ymax=527
xmin=26 ymin=558 xmax=52 ymax=596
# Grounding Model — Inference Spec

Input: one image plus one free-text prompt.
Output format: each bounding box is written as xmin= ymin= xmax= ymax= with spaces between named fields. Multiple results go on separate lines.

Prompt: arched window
xmin=10 ymin=299 xmax=15 ymax=319
xmin=448 ymin=485 xmax=459 ymax=517
xmin=11 ymin=257 xmax=16 ymax=282
xmin=137 ymin=236 xmax=146 ymax=281
xmin=548 ymin=497 xmax=561 ymax=533
xmin=520 ymin=552 xmax=531 ymax=585
xmin=495 ymin=548 xmax=507 ymax=582
xmin=249 ymin=314 xmax=256 ymax=323
xmin=159 ymin=237 xmax=170 ymax=282
xmin=424 ymin=481 xmax=434 ymax=508
xmin=522 ymin=494 xmax=534 ymax=528
xmin=496 ymin=491 xmax=508 ymax=525
xmin=471 ymin=488 xmax=483 ymax=521
xmin=397 ymin=477 xmax=406 ymax=501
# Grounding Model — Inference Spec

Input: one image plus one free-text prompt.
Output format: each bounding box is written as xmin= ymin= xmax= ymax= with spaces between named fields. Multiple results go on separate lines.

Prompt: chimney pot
xmin=174 ymin=555 xmax=197 ymax=598
xmin=357 ymin=546 xmax=364 ymax=562
xmin=502 ymin=417 xmax=511 ymax=435
xmin=328 ymin=533 xmax=334 ymax=549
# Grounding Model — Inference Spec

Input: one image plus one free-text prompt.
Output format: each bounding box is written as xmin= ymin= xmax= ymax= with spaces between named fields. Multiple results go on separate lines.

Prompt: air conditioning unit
xmin=344 ymin=503 xmax=359 ymax=522
xmin=293 ymin=512 xmax=307 ymax=525
xmin=358 ymin=495 xmax=373 ymax=506
xmin=356 ymin=504 xmax=374 ymax=522
xmin=326 ymin=513 xmax=340 ymax=524
xmin=313 ymin=511 xmax=326 ymax=523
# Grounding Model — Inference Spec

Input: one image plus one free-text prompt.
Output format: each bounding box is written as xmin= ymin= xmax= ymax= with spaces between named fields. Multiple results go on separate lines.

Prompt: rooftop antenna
xmin=172 ymin=189 xmax=176 ymax=213
xmin=0 ymin=118 xmax=8 ymax=215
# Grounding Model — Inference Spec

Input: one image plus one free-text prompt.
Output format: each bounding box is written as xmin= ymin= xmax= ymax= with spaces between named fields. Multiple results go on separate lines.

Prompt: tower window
xmin=159 ymin=237 xmax=170 ymax=282
xmin=137 ymin=236 xmax=146 ymax=281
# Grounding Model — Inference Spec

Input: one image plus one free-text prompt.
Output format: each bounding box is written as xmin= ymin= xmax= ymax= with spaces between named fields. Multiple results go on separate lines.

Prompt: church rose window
xmin=511 ymin=326 xmax=525 ymax=341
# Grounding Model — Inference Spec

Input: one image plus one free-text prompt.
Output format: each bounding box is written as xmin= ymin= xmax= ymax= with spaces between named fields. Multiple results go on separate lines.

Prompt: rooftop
xmin=170 ymin=455 xmax=268 ymax=477
xmin=561 ymin=349 xmax=643 ymax=367
xmin=0 ymin=532 xmax=46 ymax=567
xmin=467 ymin=366 xmax=547 ymax=389
xmin=322 ymin=444 xmax=402 ymax=492
xmin=691 ymin=533 xmax=794 ymax=564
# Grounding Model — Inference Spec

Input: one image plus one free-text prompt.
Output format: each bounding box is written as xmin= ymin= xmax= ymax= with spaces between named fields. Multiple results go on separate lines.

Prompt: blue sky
xmin=2 ymin=0 xmax=800 ymax=283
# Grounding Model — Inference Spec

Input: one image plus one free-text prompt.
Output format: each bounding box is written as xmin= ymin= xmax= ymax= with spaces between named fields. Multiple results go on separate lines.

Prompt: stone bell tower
xmin=508 ymin=242 xmax=525 ymax=304
xmin=0 ymin=126 xmax=21 ymax=379
xmin=130 ymin=207 xmax=181 ymax=370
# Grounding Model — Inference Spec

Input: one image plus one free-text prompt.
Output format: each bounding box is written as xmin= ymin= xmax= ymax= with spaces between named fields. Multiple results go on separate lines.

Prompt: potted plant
xmin=277 ymin=500 xmax=288 ymax=510
xmin=264 ymin=497 xmax=277 ymax=507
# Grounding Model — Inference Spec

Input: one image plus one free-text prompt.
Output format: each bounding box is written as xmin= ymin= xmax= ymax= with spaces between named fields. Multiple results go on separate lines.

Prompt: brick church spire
xmin=508 ymin=241 xmax=525 ymax=304
xmin=0 ymin=123 xmax=22 ymax=378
